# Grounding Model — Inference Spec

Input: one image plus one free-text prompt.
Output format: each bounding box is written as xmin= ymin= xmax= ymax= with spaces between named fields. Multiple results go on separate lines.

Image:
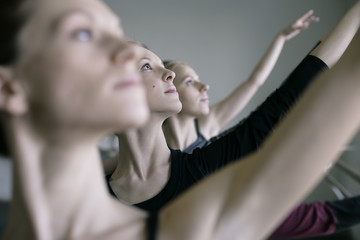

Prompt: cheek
xmin=179 ymin=89 xmax=196 ymax=104
xmin=18 ymin=44 xmax=116 ymax=124
xmin=24 ymin=60 xmax=103 ymax=120
xmin=143 ymin=77 xmax=157 ymax=90
xmin=143 ymin=80 xmax=160 ymax=99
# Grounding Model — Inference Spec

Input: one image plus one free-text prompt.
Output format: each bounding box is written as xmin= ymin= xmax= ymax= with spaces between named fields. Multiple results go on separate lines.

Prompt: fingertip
xmin=310 ymin=16 xmax=319 ymax=21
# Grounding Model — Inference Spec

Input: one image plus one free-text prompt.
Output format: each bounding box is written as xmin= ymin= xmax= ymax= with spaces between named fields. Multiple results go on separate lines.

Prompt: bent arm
xmin=200 ymin=10 xmax=318 ymax=138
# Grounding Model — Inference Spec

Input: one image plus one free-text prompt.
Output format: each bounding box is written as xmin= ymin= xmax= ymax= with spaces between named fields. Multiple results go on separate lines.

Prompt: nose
xmin=163 ymin=69 xmax=176 ymax=82
xmin=112 ymin=40 xmax=141 ymax=66
xmin=199 ymin=82 xmax=210 ymax=92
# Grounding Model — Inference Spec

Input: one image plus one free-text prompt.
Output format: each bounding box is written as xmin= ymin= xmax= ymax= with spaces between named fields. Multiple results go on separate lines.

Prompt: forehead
xmin=174 ymin=64 xmax=198 ymax=79
xmin=138 ymin=48 xmax=163 ymax=66
xmin=24 ymin=0 xmax=120 ymax=34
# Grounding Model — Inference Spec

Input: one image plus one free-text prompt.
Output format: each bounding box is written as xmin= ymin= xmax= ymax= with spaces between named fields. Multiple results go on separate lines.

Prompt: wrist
xmin=276 ymin=32 xmax=288 ymax=42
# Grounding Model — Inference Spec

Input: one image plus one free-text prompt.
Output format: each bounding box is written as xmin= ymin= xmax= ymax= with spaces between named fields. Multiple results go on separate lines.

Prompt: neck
xmin=3 ymin=118 xmax=132 ymax=240
xmin=115 ymin=114 xmax=171 ymax=180
xmin=163 ymin=114 xmax=198 ymax=150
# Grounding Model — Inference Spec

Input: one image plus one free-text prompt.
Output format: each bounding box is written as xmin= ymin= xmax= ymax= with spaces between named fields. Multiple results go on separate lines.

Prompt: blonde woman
xmin=162 ymin=9 xmax=319 ymax=153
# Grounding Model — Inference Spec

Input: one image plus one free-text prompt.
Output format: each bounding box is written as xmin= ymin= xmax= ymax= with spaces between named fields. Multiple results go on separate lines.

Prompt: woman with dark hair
xmin=0 ymin=0 xmax=153 ymax=239
xmin=2 ymin=0 xmax=360 ymax=240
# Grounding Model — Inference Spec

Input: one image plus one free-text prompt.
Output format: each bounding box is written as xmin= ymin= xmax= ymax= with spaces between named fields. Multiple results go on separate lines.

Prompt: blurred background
xmin=1 ymin=0 xmax=360 ymax=238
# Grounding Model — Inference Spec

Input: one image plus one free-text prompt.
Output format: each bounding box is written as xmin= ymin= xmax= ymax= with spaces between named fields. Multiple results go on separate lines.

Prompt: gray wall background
xmin=1 ymin=0 xmax=360 ymax=236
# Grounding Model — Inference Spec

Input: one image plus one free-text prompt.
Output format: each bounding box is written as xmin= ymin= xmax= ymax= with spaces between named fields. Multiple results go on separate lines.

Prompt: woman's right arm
xmin=199 ymin=10 xmax=319 ymax=138
xmin=194 ymin=0 xmax=360 ymax=174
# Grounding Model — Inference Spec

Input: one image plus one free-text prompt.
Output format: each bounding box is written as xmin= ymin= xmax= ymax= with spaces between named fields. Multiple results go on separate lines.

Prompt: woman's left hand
xmin=282 ymin=9 xmax=319 ymax=40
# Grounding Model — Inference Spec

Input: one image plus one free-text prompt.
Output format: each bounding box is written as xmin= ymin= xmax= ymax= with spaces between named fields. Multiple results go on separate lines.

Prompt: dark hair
xmin=0 ymin=0 xmax=29 ymax=156
xmin=0 ymin=120 xmax=9 ymax=157
xmin=0 ymin=0 xmax=29 ymax=65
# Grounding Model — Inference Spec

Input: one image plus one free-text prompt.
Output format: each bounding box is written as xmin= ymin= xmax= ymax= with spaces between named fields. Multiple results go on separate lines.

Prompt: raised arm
xmin=199 ymin=10 xmax=319 ymax=138
xmin=158 ymin=29 xmax=360 ymax=240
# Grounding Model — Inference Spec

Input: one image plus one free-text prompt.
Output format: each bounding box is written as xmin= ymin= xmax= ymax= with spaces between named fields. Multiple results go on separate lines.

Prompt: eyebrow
xmin=182 ymin=75 xmax=199 ymax=81
xmin=140 ymin=57 xmax=165 ymax=68
xmin=51 ymin=10 xmax=94 ymax=32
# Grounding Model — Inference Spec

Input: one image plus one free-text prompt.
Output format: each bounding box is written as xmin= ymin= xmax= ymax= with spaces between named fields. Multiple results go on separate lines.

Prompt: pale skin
xmin=163 ymin=10 xmax=319 ymax=150
xmin=0 ymin=0 xmax=150 ymax=239
xmin=2 ymin=1 xmax=360 ymax=240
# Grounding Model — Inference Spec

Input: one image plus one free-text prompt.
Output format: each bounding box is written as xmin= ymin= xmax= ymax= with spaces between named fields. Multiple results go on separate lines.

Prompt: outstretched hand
xmin=282 ymin=9 xmax=319 ymax=40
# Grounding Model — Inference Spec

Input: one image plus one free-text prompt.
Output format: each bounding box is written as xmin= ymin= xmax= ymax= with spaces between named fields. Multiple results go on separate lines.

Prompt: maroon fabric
xmin=270 ymin=201 xmax=337 ymax=239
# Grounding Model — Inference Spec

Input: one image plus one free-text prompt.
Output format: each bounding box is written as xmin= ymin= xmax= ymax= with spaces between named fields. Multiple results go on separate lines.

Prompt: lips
xmin=164 ymin=86 xmax=177 ymax=94
xmin=200 ymin=97 xmax=209 ymax=102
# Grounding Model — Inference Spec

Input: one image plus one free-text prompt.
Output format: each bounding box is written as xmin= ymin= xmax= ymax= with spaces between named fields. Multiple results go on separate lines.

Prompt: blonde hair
xmin=163 ymin=60 xmax=188 ymax=71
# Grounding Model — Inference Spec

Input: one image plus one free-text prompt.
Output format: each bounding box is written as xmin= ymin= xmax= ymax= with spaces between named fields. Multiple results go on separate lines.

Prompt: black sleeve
xmin=188 ymin=54 xmax=328 ymax=178
xmin=147 ymin=211 xmax=158 ymax=240
xmin=331 ymin=195 xmax=360 ymax=232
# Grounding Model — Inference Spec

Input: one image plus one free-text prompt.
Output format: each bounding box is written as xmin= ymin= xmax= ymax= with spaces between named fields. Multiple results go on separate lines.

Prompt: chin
xmin=127 ymin=103 xmax=150 ymax=127
xmin=197 ymin=107 xmax=209 ymax=116
xmin=114 ymin=110 xmax=149 ymax=132
xmin=113 ymin=100 xmax=150 ymax=130
xmin=174 ymin=104 xmax=182 ymax=114
xmin=165 ymin=101 xmax=182 ymax=114
xmin=133 ymin=108 xmax=150 ymax=127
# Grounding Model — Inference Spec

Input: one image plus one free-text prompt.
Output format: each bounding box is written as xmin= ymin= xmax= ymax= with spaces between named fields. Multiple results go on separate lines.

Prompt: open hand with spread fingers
xmin=282 ymin=9 xmax=320 ymax=40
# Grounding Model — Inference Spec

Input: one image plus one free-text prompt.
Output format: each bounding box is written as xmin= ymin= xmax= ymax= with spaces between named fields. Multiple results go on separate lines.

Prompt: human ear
xmin=0 ymin=67 xmax=28 ymax=116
